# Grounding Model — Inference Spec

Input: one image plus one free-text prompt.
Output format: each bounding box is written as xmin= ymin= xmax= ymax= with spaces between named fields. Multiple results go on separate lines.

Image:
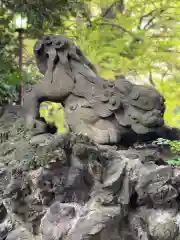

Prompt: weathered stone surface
xmin=0 ymin=126 xmax=178 ymax=240
xmin=40 ymin=202 xmax=79 ymax=240
xmin=6 ymin=227 xmax=33 ymax=240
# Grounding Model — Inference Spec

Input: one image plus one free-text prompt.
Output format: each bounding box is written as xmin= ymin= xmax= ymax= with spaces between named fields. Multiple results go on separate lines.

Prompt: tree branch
xmin=148 ymin=71 xmax=155 ymax=86
xmin=138 ymin=8 xmax=166 ymax=30
xmin=80 ymin=4 xmax=92 ymax=27
xmin=99 ymin=22 xmax=143 ymax=41
xmin=101 ymin=0 xmax=125 ymax=18
xmin=101 ymin=1 xmax=117 ymax=18
xmin=139 ymin=9 xmax=157 ymax=29
xmin=117 ymin=0 xmax=124 ymax=13
xmin=144 ymin=9 xmax=165 ymax=29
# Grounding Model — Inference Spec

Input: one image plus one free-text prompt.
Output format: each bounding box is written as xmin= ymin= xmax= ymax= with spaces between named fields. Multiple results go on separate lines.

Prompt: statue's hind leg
xmin=65 ymin=105 xmax=121 ymax=145
xmin=92 ymin=118 xmax=122 ymax=144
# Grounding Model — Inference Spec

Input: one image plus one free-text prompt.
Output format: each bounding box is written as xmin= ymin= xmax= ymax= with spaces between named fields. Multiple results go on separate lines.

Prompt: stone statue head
xmin=33 ymin=35 xmax=97 ymax=76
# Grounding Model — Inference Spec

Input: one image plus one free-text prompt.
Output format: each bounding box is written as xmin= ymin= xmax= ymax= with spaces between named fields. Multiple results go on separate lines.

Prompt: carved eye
xmin=44 ymin=36 xmax=52 ymax=45
xmin=53 ymin=40 xmax=63 ymax=49
xmin=128 ymin=112 xmax=139 ymax=123
xmin=45 ymin=40 xmax=52 ymax=46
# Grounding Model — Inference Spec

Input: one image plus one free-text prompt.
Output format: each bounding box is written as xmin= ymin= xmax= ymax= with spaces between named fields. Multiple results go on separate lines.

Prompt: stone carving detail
xmin=23 ymin=35 xmax=166 ymax=144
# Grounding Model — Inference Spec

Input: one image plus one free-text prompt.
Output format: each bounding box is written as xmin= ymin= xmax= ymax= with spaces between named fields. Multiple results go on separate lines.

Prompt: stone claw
xmin=31 ymin=120 xmax=47 ymax=136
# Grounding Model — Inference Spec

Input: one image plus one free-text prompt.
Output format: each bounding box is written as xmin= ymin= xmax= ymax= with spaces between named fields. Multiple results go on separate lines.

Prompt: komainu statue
xmin=23 ymin=35 xmax=166 ymax=145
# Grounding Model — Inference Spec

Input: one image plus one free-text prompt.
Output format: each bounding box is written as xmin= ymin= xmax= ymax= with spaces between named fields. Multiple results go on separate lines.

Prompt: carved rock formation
xmin=0 ymin=109 xmax=179 ymax=240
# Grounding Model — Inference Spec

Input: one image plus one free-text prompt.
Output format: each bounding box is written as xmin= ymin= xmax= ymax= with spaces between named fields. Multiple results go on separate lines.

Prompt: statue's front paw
xmin=31 ymin=120 xmax=47 ymax=135
xmin=25 ymin=115 xmax=35 ymax=130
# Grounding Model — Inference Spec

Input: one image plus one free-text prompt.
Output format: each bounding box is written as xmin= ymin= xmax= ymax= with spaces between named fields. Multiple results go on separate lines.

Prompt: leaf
xmin=167 ymin=158 xmax=180 ymax=165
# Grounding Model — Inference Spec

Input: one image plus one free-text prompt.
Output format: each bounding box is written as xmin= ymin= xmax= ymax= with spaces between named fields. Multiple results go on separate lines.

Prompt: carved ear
xmin=33 ymin=36 xmax=53 ymax=75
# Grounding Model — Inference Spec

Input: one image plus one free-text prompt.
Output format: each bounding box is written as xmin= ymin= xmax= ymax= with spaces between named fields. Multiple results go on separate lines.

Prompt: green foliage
xmin=61 ymin=0 xmax=180 ymax=128
xmin=0 ymin=5 xmax=41 ymax=102
xmin=167 ymin=158 xmax=180 ymax=165
xmin=0 ymin=6 xmax=20 ymax=102
xmin=153 ymin=138 xmax=180 ymax=165
xmin=168 ymin=140 xmax=180 ymax=156
xmin=39 ymin=102 xmax=66 ymax=133
xmin=153 ymin=138 xmax=180 ymax=155
xmin=0 ymin=0 xmax=87 ymax=102
xmin=1 ymin=0 xmax=86 ymax=37
xmin=155 ymin=78 xmax=180 ymax=127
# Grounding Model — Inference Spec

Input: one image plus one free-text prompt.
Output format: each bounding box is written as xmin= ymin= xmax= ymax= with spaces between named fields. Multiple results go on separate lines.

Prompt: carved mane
xmin=33 ymin=35 xmax=97 ymax=76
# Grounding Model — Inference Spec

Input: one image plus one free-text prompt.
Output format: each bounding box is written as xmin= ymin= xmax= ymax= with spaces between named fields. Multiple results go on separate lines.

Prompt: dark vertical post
xmin=18 ymin=29 xmax=23 ymax=105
